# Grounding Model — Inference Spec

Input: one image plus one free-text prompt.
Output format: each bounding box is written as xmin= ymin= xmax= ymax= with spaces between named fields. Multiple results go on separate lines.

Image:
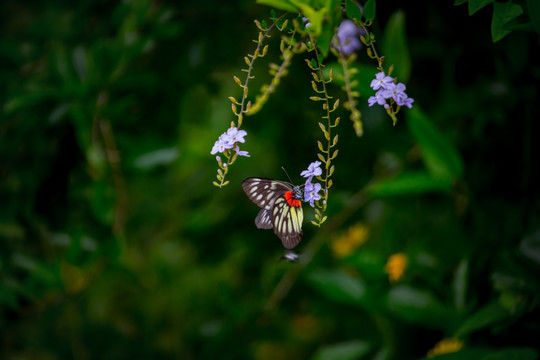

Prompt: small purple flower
xmin=380 ymin=82 xmax=397 ymax=100
xmin=302 ymin=17 xmax=311 ymax=28
xmin=304 ymin=181 xmax=322 ymax=207
xmin=301 ymin=161 xmax=323 ymax=179
xmin=211 ymin=135 xmax=232 ymax=154
xmin=367 ymin=72 xmax=414 ymax=109
xmin=389 ymin=83 xmax=406 ymax=101
xmin=370 ymin=71 xmax=394 ymax=91
xmin=211 ymin=126 xmax=248 ymax=155
xmin=234 ymin=145 xmax=250 ymax=157
xmin=368 ymin=91 xmax=387 ymax=107
xmin=334 ymin=20 xmax=364 ymax=55
xmin=397 ymin=96 xmax=414 ymax=108
xmin=226 ymin=127 xmax=247 ymax=144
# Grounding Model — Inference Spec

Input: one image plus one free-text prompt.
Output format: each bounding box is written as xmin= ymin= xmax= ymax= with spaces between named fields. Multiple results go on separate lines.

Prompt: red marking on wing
xmin=284 ymin=191 xmax=302 ymax=207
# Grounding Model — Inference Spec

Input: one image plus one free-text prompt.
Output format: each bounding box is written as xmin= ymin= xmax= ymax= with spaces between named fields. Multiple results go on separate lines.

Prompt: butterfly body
xmin=242 ymin=177 xmax=304 ymax=249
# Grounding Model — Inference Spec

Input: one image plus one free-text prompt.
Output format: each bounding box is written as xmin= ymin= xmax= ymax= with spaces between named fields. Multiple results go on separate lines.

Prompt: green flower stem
xmin=247 ymin=35 xmax=301 ymax=116
xmin=338 ymin=51 xmax=363 ymax=137
xmin=309 ymin=36 xmax=339 ymax=226
xmin=215 ymin=14 xmax=287 ymax=188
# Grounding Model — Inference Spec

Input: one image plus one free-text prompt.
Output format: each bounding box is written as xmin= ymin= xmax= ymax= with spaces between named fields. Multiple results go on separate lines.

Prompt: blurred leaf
xmin=48 ymin=103 xmax=71 ymax=124
xmin=407 ymin=107 xmax=464 ymax=180
xmin=256 ymin=0 xmax=297 ymax=12
xmin=133 ymin=147 xmax=179 ymax=170
xmin=325 ymin=63 xmax=377 ymax=97
xmin=364 ymin=0 xmax=376 ymax=21
xmin=72 ymin=45 xmax=88 ymax=82
xmin=312 ymin=340 xmax=370 ymax=360
xmin=421 ymin=348 xmax=497 ymax=360
xmin=519 ymin=229 xmax=540 ymax=265
xmin=0 ymin=279 xmax=18 ymax=308
xmin=424 ymin=347 xmax=539 ymax=360
xmin=468 ymin=0 xmax=493 ymax=15
xmin=454 ymin=301 xmax=511 ymax=337
xmin=345 ymin=0 xmax=362 ymax=21
xmin=454 ymin=0 xmax=469 ymax=5
xmin=527 ymin=0 xmax=540 ymax=35
xmin=452 ymin=258 xmax=469 ymax=311
xmin=386 ymin=285 xmax=453 ymax=329
xmin=492 ymin=2 xmax=523 ymax=42
xmin=382 ymin=10 xmax=411 ymax=82
xmin=306 ymin=268 xmax=365 ymax=306
xmin=482 ymin=347 xmax=539 ymax=360
xmin=4 ymin=90 xmax=57 ymax=114
xmin=368 ymin=171 xmax=452 ymax=196
xmin=89 ymin=180 xmax=115 ymax=225
xmin=317 ymin=21 xmax=333 ymax=57
xmin=293 ymin=2 xmax=326 ymax=35
xmin=347 ymin=250 xmax=386 ymax=280
xmin=326 ymin=0 xmax=342 ymax=30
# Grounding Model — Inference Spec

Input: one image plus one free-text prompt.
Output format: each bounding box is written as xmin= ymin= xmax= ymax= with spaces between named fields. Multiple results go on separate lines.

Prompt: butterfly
xmin=242 ymin=177 xmax=304 ymax=249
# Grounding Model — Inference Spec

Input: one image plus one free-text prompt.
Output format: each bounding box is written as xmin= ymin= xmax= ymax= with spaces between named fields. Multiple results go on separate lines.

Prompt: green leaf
xmin=492 ymin=2 xmax=523 ymax=42
xmin=325 ymin=63 xmax=378 ymax=97
xmin=326 ymin=0 xmax=343 ymax=29
xmin=256 ymin=0 xmax=297 ymax=12
xmin=290 ymin=1 xmax=327 ymax=35
xmin=468 ymin=0 xmax=493 ymax=15
xmin=367 ymin=171 xmax=452 ymax=197
xmin=419 ymin=349 xmax=497 ymax=360
xmin=527 ymin=0 xmax=540 ymax=35
xmin=73 ymin=45 xmax=88 ymax=82
xmin=313 ymin=340 xmax=370 ymax=360
xmin=382 ymin=10 xmax=411 ymax=82
xmin=364 ymin=0 xmax=376 ymax=21
xmin=345 ymin=0 xmax=362 ymax=21
xmin=0 ymin=280 xmax=18 ymax=308
xmin=317 ymin=21 xmax=333 ymax=57
xmin=407 ymin=107 xmax=464 ymax=181
xmin=306 ymin=268 xmax=366 ymax=306
xmin=453 ymin=0 xmax=469 ymax=5
xmin=132 ymin=147 xmax=179 ymax=170
xmin=454 ymin=301 xmax=512 ymax=337
xmin=386 ymin=285 xmax=454 ymax=329
xmin=482 ymin=348 xmax=539 ymax=360
xmin=347 ymin=250 xmax=386 ymax=279
xmin=519 ymin=230 xmax=540 ymax=265
xmin=426 ymin=347 xmax=539 ymax=360
xmin=452 ymin=258 xmax=469 ymax=311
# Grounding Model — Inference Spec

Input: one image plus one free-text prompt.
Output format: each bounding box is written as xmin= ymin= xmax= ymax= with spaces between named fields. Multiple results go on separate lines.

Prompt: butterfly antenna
xmin=281 ymin=166 xmax=294 ymax=184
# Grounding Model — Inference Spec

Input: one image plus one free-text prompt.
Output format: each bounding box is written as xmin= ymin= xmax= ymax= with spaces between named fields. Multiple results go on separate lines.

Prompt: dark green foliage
xmin=1 ymin=1 xmax=539 ymax=359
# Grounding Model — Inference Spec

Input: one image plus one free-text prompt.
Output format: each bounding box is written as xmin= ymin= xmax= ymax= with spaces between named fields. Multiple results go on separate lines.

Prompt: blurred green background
xmin=1 ymin=0 xmax=540 ymax=359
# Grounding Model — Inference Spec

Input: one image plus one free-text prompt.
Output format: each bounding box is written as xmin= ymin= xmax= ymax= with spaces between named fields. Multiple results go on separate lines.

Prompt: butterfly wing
xmin=255 ymin=208 xmax=273 ymax=229
xmin=241 ymin=177 xmax=291 ymax=210
xmin=272 ymin=196 xmax=303 ymax=249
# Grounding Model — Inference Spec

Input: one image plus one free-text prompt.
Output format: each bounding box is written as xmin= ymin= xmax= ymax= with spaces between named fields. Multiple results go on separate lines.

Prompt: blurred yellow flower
xmin=331 ymin=223 xmax=369 ymax=258
xmin=385 ymin=253 xmax=407 ymax=282
xmin=427 ymin=338 xmax=464 ymax=357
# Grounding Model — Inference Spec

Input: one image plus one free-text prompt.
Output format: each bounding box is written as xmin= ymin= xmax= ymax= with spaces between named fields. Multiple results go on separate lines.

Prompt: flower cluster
xmin=302 ymin=17 xmax=311 ymax=29
xmin=368 ymin=71 xmax=414 ymax=109
xmin=333 ymin=20 xmax=364 ymax=55
xmin=301 ymin=161 xmax=323 ymax=207
xmin=211 ymin=127 xmax=250 ymax=159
